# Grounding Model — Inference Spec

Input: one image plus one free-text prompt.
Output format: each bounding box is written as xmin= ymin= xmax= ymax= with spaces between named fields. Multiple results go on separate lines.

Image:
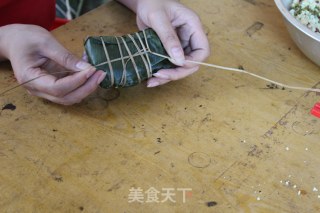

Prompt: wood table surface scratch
xmin=1 ymin=0 xmax=320 ymax=212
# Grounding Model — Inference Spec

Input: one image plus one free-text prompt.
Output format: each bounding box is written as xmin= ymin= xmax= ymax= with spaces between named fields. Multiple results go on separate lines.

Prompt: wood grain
xmin=0 ymin=0 xmax=320 ymax=212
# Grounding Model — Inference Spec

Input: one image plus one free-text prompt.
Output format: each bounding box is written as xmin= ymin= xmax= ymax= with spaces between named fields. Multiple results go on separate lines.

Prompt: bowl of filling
xmin=274 ymin=0 xmax=320 ymax=66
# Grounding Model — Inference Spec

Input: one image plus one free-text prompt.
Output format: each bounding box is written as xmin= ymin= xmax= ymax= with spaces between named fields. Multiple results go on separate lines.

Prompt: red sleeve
xmin=0 ymin=0 xmax=13 ymax=7
xmin=0 ymin=0 xmax=56 ymax=30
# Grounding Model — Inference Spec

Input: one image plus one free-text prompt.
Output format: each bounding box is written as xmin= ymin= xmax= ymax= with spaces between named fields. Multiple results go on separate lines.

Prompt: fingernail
xmin=97 ymin=72 xmax=106 ymax=84
xmin=147 ymin=81 xmax=160 ymax=88
xmin=82 ymin=54 xmax=88 ymax=61
xmin=76 ymin=61 xmax=92 ymax=70
xmin=153 ymin=73 xmax=170 ymax=79
xmin=171 ymin=47 xmax=185 ymax=66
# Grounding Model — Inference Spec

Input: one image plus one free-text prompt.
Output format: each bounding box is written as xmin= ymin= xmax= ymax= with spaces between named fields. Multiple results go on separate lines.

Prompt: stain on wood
xmin=246 ymin=21 xmax=264 ymax=37
xmin=1 ymin=103 xmax=16 ymax=111
xmin=206 ymin=201 xmax=218 ymax=207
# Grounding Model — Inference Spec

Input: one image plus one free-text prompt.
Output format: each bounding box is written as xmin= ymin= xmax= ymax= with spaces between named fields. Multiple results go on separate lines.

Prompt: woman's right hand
xmin=0 ymin=24 xmax=105 ymax=105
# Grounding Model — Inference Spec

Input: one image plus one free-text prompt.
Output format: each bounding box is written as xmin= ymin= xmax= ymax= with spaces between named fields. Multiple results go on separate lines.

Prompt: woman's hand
xmin=117 ymin=0 xmax=210 ymax=87
xmin=0 ymin=24 xmax=105 ymax=105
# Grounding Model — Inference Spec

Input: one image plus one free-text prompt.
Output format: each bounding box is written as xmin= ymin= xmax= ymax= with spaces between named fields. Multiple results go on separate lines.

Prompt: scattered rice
xmin=290 ymin=0 xmax=320 ymax=33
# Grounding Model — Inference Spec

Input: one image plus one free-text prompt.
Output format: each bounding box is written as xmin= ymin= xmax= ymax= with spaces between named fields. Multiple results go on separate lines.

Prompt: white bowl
xmin=274 ymin=0 xmax=320 ymax=66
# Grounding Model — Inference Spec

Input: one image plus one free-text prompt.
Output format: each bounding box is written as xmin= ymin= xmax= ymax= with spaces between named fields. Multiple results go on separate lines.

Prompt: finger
xmin=82 ymin=51 xmax=88 ymax=62
xmin=56 ymin=71 xmax=106 ymax=105
xmin=152 ymin=66 xmax=199 ymax=81
xmin=147 ymin=77 xmax=171 ymax=88
xmin=27 ymin=67 xmax=99 ymax=98
xmin=149 ymin=11 xmax=185 ymax=66
xmin=136 ymin=16 xmax=148 ymax=30
xmin=185 ymin=25 xmax=210 ymax=63
xmin=30 ymin=71 xmax=106 ymax=105
xmin=42 ymin=38 xmax=94 ymax=72
xmin=41 ymin=60 xmax=71 ymax=78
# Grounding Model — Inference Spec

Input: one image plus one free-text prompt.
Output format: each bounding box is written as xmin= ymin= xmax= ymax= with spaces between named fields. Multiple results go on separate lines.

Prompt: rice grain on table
xmin=290 ymin=0 xmax=320 ymax=33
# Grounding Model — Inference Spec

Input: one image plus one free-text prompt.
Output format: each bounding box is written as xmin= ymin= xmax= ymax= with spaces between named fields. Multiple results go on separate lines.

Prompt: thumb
xmin=149 ymin=12 xmax=185 ymax=66
xmin=43 ymin=39 xmax=95 ymax=72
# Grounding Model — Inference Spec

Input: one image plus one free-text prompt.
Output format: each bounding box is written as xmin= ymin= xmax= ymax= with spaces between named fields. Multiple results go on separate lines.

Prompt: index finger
xmin=28 ymin=67 xmax=97 ymax=97
xmin=149 ymin=11 xmax=186 ymax=66
xmin=186 ymin=24 xmax=210 ymax=63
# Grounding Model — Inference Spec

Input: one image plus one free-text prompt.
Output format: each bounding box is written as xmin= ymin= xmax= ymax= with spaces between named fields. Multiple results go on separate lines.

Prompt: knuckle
xmin=147 ymin=10 xmax=162 ymax=22
xmin=187 ymin=10 xmax=201 ymax=23
xmin=192 ymin=14 xmax=201 ymax=24
xmin=15 ymin=69 xmax=29 ymax=85
xmin=61 ymin=52 xmax=75 ymax=66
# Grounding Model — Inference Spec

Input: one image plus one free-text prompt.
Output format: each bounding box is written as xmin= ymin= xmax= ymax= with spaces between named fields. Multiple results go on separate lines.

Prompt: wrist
xmin=0 ymin=25 xmax=11 ymax=60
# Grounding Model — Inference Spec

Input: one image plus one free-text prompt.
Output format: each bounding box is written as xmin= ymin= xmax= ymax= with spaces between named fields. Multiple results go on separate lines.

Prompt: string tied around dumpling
xmin=97 ymin=29 xmax=320 ymax=93
xmin=1 ymin=29 xmax=319 ymax=97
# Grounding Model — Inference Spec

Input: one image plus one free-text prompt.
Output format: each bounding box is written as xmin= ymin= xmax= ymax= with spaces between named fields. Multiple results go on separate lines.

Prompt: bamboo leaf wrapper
xmin=84 ymin=28 xmax=175 ymax=88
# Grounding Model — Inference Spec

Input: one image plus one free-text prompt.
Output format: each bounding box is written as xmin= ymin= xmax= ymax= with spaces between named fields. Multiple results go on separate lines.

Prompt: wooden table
xmin=1 ymin=0 xmax=320 ymax=212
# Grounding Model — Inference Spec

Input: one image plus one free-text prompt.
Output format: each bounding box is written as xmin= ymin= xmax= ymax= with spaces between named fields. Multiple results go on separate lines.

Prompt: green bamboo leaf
xmin=84 ymin=28 xmax=175 ymax=88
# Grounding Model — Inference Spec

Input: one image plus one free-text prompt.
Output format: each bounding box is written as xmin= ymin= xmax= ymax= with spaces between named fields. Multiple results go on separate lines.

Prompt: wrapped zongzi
xmin=84 ymin=28 xmax=175 ymax=88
